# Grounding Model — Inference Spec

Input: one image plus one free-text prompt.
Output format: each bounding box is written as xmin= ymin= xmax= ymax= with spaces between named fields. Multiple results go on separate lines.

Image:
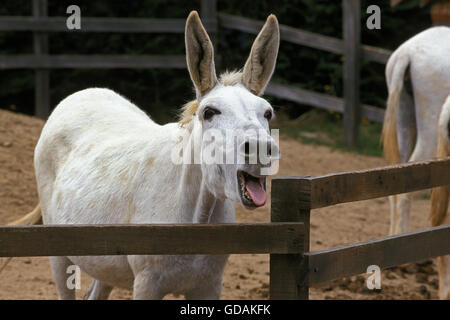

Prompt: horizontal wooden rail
xmin=306 ymin=224 xmax=450 ymax=284
xmin=0 ymin=222 xmax=304 ymax=257
xmin=361 ymin=44 xmax=392 ymax=64
xmin=0 ymin=16 xmax=216 ymax=33
xmin=0 ymin=55 xmax=186 ymax=69
xmin=266 ymin=82 xmax=344 ymax=113
xmin=219 ymin=13 xmax=343 ymax=55
xmin=309 ymin=157 xmax=450 ymax=209
xmin=0 ymin=14 xmax=392 ymax=64
xmin=218 ymin=13 xmax=392 ymax=64
xmin=277 ymin=158 xmax=450 ymax=210
xmin=266 ymin=82 xmax=385 ymax=123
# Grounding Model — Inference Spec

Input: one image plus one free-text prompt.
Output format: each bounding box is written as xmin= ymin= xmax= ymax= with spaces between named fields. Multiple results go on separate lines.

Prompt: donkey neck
xmin=175 ymin=123 xmax=220 ymax=224
xmin=178 ymin=164 xmax=217 ymax=224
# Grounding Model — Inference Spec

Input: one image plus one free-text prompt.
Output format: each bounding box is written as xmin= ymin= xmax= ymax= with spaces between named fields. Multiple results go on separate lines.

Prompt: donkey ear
xmin=185 ymin=11 xmax=217 ymax=97
xmin=242 ymin=14 xmax=280 ymax=96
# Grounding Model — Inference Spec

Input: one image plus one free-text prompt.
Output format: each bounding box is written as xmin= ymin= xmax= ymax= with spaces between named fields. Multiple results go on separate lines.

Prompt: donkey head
xmin=184 ymin=11 xmax=281 ymax=209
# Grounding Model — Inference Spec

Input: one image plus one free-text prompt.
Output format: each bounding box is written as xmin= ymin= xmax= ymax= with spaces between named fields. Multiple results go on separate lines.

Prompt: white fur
xmin=386 ymin=27 xmax=450 ymax=235
xmin=438 ymin=95 xmax=450 ymax=150
xmin=386 ymin=27 xmax=450 ymax=300
xmin=34 ymin=12 xmax=280 ymax=299
xmin=36 ymin=85 xmax=277 ymax=299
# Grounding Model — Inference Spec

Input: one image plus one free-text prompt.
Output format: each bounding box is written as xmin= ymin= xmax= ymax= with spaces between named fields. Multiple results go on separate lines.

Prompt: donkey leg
xmin=436 ymin=212 xmax=450 ymax=300
xmin=49 ymin=256 xmax=76 ymax=300
xmin=390 ymin=89 xmax=416 ymax=235
xmin=438 ymin=255 xmax=450 ymax=300
xmin=394 ymin=193 xmax=412 ymax=234
xmin=85 ymin=280 xmax=113 ymax=300
xmin=395 ymin=144 xmax=436 ymax=234
xmin=388 ymin=195 xmax=397 ymax=235
xmin=395 ymin=108 xmax=440 ymax=234
xmin=132 ymin=269 xmax=165 ymax=300
xmin=185 ymin=282 xmax=222 ymax=300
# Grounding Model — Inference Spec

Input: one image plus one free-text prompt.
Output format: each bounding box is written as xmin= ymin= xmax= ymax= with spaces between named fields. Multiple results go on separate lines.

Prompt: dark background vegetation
xmin=0 ymin=0 xmax=431 ymax=126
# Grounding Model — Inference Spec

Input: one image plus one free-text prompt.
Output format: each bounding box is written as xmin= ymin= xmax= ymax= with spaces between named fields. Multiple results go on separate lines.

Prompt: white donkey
xmin=429 ymin=96 xmax=450 ymax=300
xmin=382 ymin=26 xmax=450 ymax=235
xmin=18 ymin=11 xmax=281 ymax=299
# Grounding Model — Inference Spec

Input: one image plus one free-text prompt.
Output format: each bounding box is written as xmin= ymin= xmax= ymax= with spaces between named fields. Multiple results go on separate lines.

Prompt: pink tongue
xmin=245 ymin=180 xmax=267 ymax=206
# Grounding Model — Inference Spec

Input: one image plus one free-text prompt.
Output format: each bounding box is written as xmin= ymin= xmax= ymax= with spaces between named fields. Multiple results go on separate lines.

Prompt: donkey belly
xmin=68 ymin=255 xmax=135 ymax=289
xmin=67 ymin=253 xmax=229 ymax=295
xmin=128 ymin=254 xmax=229 ymax=296
xmin=170 ymin=255 xmax=229 ymax=295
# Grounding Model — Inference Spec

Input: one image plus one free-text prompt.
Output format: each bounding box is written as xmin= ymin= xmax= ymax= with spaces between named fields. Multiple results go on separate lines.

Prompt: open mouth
xmin=237 ymin=171 xmax=267 ymax=208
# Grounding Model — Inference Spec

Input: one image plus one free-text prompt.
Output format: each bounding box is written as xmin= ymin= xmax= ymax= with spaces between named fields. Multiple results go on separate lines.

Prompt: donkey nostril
xmin=244 ymin=141 xmax=250 ymax=155
xmin=267 ymin=143 xmax=272 ymax=156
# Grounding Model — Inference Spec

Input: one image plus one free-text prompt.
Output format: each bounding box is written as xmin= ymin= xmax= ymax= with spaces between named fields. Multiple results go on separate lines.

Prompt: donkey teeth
xmin=238 ymin=171 xmax=252 ymax=201
xmin=239 ymin=172 xmax=246 ymax=192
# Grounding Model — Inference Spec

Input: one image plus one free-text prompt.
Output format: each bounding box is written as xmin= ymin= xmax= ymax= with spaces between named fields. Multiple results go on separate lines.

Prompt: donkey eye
xmin=264 ymin=110 xmax=273 ymax=120
xmin=203 ymin=107 xmax=220 ymax=120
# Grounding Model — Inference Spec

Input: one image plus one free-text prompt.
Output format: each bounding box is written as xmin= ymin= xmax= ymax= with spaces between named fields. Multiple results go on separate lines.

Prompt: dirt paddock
xmin=0 ymin=109 xmax=440 ymax=299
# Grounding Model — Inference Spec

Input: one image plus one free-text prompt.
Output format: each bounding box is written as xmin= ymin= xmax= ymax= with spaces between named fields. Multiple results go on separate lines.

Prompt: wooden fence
xmin=0 ymin=0 xmax=392 ymax=146
xmin=1 ymin=158 xmax=449 ymax=299
xmin=270 ymin=157 xmax=450 ymax=299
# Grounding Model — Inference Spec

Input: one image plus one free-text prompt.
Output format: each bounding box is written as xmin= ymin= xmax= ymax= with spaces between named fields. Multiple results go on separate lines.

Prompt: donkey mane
xmin=179 ymin=70 xmax=243 ymax=127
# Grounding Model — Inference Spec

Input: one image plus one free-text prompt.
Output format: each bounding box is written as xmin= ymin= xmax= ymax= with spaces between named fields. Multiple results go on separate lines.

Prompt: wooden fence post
xmin=201 ymin=0 xmax=219 ymax=68
xmin=33 ymin=0 xmax=50 ymax=119
xmin=200 ymin=0 xmax=217 ymax=48
xmin=270 ymin=177 xmax=310 ymax=300
xmin=342 ymin=0 xmax=361 ymax=147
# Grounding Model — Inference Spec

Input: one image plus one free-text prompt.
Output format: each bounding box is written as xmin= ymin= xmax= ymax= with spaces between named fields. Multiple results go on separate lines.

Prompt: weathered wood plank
xmin=0 ymin=223 xmax=304 ymax=257
xmin=361 ymin=103 xmax=385 ymax=123
xmin=265 ymin=82 xmax=384 ymax=123
xmin=201 ymin=0 xmax=218 ymax=67
xmin=266 ymin=82 xmax=344 ymax=113
xmin=270 ymin=178 xmax=310 ymax=300
xmin=0 ymin=17 xmax=213 ymax=33
xmin=219 ymin=13 xmax=390 ymax=65
xmin=219 ymin=13 xmax=343 ymax=54
xmin=0 ymin=55 xmax=187 ymax=69
xmin=361 ymin=44 xmax=392 ymax=64
xmin=0 ymin=14 xmax=391 ymax=64
xmin=303 ymin=158 xmax=450 ymax=209
xmin=342 ymin=0 xmax=361 ymax=147
xmin=201 ymin=0 xmax=217 ymax=46
xmin=33 ymin=0 xmax=50 ymax=119
xmin=307 ymin=224 xmax=450 ymax=284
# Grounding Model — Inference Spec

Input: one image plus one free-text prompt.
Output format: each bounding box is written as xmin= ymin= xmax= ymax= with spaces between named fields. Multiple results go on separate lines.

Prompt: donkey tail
xmin=7 ymin=203 xmax=42 ymax=226
xmin=0 ymin=203 xmax=42 ymax=274
xmin=430 ymin=97 xmax=450 ymax=227
xmin=382 ymin=52 xmax=410 ymax=164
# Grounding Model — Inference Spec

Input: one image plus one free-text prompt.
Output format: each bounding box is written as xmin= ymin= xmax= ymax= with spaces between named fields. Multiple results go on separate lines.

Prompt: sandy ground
xmin=0 ymin=109 xmax=441 ymax=300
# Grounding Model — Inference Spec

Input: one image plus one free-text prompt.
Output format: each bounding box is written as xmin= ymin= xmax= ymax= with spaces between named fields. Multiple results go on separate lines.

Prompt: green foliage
xmin=0 ymin=0 xmax=200 ymax=122
xmin=219 ymin=0 xmax=431 ymax=116
xmin=272 ymin=108 xmax=384 ymax=157
xmin=0 ymin=0 xmax=432 ymax=127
